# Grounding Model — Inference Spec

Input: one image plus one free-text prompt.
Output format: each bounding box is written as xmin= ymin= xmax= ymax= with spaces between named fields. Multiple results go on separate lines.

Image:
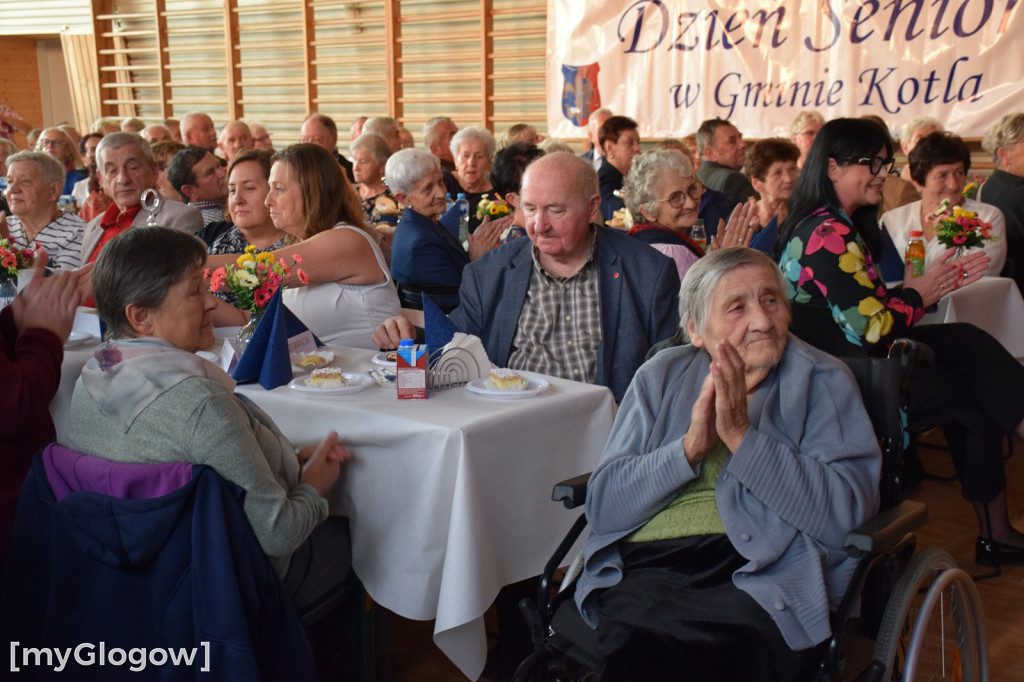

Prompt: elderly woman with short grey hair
xmin=67 ymin=225 xmax=353 ymax=611
xmin=443 ymin=125 xmax=497 ymax=234
xmin=980 ymin=112 xmax=1024 ymax=293
xmin=351 ymin=132 xmax=399 ymax=230
xmin=624 ymin=149 xmax=756 ymax=282
xmin=3 ymin=151 xmax=85 ymax=270
xmin=386 ymin=148 xmax=504 ymax=312
xmin=576 ymin=247 xmax=879 ymax=681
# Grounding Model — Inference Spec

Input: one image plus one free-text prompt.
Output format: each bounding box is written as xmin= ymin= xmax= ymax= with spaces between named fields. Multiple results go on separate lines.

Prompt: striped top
xmin=6 ymin=211 xmax=85 ymax=270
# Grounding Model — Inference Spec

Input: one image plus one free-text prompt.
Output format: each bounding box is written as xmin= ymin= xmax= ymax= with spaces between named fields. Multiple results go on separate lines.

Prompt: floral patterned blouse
xmin=779 ymin=207 xmax=925 ymax=351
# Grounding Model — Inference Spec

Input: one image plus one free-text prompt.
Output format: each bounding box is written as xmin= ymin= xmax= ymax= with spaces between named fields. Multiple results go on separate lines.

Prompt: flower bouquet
xmin=962 ymin=174 xmax=985 ymax=200
xmin=0 ymin=239 xmax=38 ymax=283
xmin=0 ymin=239 xmax=38 ymax=307
xmin=932 ymin=198 xmax=997 ymax=258
xmin=476 ymin=194 xmax=512 ymax=221
xmin=207 ymin=245 xmax=306 ymax=345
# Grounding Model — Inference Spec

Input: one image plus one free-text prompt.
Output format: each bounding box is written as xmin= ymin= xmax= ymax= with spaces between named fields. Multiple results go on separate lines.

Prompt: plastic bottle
xmin=445 ymin=193 xmax=454 ymax=212
xmin=905 ymin=230 xmax=925 ymax=277
xmin=456 ymin=193 xmax=470 ymax=247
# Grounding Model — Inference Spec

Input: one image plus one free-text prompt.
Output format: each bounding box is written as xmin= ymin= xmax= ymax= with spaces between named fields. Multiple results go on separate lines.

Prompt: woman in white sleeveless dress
xmin=211 ymin=144 xmax=399 ymax=348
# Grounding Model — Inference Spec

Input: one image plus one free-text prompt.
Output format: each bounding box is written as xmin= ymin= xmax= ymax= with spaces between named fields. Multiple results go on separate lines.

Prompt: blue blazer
xmin=390 ymin=207 xmax=470 ymax=289
xmin=450 ymin=226 xmax=681 ymax=401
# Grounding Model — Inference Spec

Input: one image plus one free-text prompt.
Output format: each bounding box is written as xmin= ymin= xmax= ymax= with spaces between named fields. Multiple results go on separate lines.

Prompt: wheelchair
xmin=513 ymin=341 xmax=988 ymax=681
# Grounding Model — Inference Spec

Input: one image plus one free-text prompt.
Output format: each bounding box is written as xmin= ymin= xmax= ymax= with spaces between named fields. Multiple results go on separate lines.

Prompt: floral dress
xmin=779 ymin=207 xmax=925 ymax=351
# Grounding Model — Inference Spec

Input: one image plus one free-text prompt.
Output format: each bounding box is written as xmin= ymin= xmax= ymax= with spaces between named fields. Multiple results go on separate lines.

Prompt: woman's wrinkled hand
xmin=904 ymin=249 xmax=989 ymax=307
xmin=11 ymin=252 xmax=82 ymax=340
xmin=711 ymin=340 xmax=750 ymax=452
xmin=299 ymin=430 xmax=353 ymax=496
xmin=710 ymin=197 xmax=758 ymax=251
xmin=468 ymin=214 xmax=512 ymax=261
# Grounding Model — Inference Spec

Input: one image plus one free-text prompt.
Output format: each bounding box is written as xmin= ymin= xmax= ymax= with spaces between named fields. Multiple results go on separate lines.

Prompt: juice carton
xmin=396 ymin=341 xmax=429 ymax=399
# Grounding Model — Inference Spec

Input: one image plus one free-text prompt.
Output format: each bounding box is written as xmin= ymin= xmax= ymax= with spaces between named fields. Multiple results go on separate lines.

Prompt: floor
xmin=384 ymin=433 xmax=1024 ymax=681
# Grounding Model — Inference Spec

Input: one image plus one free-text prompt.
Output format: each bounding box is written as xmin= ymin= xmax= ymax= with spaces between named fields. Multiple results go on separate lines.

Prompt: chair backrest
xmin=838 ymin=355 xmax=907 ymax=511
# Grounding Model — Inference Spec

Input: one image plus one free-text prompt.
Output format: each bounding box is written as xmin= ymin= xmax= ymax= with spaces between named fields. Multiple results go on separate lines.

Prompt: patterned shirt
xmin=189 ymin=199 xmax=227 ymax=226
xmin=507 ymin=236 xmax=601 ymax=383
xmin=360 ymin=189 xmax=400 ymax=228
xmin=5 ymin=211 xmax=85 ymax=270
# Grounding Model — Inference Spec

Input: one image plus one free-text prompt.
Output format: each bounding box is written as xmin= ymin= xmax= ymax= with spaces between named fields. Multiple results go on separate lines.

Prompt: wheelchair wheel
xmin=873 ymin=548 xmax=988 ymax=681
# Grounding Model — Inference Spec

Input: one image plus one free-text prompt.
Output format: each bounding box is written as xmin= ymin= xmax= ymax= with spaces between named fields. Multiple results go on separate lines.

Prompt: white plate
xmin=288 ymin=373 xmax=372 ymax=396
xmin=371 ymin=351 xmax=398 ymax=368
xmin=291 ymin=350 xmax=335 ymax=372
xmin=64 ymin=331 xmax=95 ymax=349
xmin=465 ymin=372 xmax=550 ymax=399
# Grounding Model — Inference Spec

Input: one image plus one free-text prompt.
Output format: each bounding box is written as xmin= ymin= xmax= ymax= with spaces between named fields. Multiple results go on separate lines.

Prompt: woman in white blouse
xmin=881 ymin=132 xmax=1006 ymax=278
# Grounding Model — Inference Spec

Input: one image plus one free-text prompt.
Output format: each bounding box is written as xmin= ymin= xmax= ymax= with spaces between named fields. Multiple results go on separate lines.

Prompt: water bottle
xmin=456 ymin=193 xmax=470 ymax=247
xmin=445 ymin=193 xmax=454 ymax=212
xmin=905 ymin=230 xmax=925 ymax=278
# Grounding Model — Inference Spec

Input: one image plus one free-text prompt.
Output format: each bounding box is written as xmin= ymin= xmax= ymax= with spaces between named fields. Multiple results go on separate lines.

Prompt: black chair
xmin=395 ymin=282 xmax=461 ymax=313
xmin=511 ymin=340 xmax=987 ymax=682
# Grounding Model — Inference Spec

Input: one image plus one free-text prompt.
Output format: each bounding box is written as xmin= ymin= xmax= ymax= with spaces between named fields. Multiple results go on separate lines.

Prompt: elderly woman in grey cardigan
xmin=66 ymin=226 xmax=351 ymax=610
xmin=575 ymin=248 xmax=880 ymax=681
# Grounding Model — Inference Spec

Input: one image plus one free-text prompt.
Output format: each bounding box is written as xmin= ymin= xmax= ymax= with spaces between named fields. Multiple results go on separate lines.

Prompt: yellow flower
xmin=838 ymin=242 xmax=873 ymax=288
xmin=244 ymin=245 xmax=257 ymax=255
xmin=255 ymin=252 xmax=274 ymax=264
xmin=952 ymin=206 xmax=975 ymax=219
xmin=236 ymin=255 xmax=255 ymax=269
xmin=858 ymin=297 xmax=893 ymax=343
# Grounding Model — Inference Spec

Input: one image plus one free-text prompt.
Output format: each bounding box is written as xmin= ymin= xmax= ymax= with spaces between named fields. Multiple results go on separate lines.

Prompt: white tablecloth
xmin=49 ymin=342 xmax=616 ymax=680
xmin=921 ymin=276 xmax=1024 ymax=358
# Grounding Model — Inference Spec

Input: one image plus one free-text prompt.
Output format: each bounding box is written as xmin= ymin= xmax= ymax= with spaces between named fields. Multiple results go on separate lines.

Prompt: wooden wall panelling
xmin=223 ymin=0 xmax=242 ymax=120
xmin=154 ymin=0 xmax=171 ymax=120
xmin=301 ymin=0 xmax=317 ymax=115
xmin=385 ymin=0 xmax=402 ymax=122
xmin=479 ymin=0 xmax=493 ymax=130
xmin=60 ymin=32 xmax=102 ymax=132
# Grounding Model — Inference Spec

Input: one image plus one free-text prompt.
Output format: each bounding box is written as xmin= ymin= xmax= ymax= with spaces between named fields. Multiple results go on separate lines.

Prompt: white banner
xmin=547 ymin=0 xmax=1024 ymax=140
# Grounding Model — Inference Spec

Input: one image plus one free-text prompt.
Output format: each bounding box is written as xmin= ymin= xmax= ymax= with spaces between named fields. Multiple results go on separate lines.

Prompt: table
xmin=921 ymin=276 xmax=1024 ymax=358
xmin=54 ymin=343 xmax=617 ymax=680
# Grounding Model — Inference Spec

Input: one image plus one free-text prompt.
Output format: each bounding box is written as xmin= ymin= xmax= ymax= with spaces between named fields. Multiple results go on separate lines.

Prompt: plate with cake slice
xmin=465 ymin=368 xmax=550 ymax=399
xmin=289 ymin=368 xmax=372 ymax=395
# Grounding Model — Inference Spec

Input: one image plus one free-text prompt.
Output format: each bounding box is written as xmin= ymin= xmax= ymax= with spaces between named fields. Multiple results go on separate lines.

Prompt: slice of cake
xmin=308 ymin=367 xmax=347 ymax=388
xmin=489 ymin=367 xmax=524 ymax=391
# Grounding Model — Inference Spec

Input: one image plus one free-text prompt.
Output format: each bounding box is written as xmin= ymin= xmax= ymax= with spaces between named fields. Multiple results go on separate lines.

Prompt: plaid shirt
xmin=507 ymin=237 xmax=601 ymax=383
xmin=190 ymin=199 xmax=226 ymax=226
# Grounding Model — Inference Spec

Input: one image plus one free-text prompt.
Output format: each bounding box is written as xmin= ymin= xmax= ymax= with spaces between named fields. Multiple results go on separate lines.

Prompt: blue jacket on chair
xmin=0 ymin=444 xmax=317 ymax=681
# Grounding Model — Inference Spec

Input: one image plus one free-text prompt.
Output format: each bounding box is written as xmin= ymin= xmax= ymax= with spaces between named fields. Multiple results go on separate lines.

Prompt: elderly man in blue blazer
xmin=373 ymin=152 xmax=680 ymax=401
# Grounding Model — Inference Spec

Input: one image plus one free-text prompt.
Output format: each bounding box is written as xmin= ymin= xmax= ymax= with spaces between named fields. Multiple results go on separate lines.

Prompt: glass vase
xmin=234 ymin=307 xmax=266 ymax=351
xmin=0 ymin=278 xmax=16 ymax=309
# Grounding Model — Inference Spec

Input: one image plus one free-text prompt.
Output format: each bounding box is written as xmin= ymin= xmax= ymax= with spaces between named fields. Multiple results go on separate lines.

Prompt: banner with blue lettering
xmin=547 ymin=0 xmax=1022 ymax=139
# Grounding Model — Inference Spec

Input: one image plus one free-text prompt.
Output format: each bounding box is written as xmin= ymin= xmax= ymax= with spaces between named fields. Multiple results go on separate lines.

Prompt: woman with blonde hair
xmin=35 ymin=127 xmax=86 ymax=196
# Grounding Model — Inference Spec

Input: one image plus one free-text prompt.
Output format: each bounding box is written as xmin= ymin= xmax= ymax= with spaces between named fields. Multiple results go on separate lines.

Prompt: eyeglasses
xmin=659 ymin=182 xmax=704 ymax=209
xmin=849 ymin=156 xmax=896 ymax=175
xmin=40 ymin=139 xmax=65 ymax=149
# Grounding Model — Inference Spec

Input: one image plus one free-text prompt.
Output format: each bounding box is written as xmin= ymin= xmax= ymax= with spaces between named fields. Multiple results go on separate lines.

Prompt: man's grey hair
xmin=982 ymin=112 xmax=1024 ymax=164
xmin=352 ymin=133 xmax=393 ymax=167
xmin=450 ymin=126 xmax=495 ymax=161
xmin=422 ymin=117 xmax=454 ymax=148
xmin=623 ymin=150 xmax=694 ymax=220
xmin=363 ymin=116 xmax=398 ymax=139
xmin=679 ymin=248 xmax=789 ymax=339
xmin=5 ymin=150 xmax=66 ymax=188
xmin=695 ymin=118 xmax=733 ymax=156
xmin=96 ymin=132 xmax=155 ymax=167
xmin=384 ymin=148 xmax=440 ymax=196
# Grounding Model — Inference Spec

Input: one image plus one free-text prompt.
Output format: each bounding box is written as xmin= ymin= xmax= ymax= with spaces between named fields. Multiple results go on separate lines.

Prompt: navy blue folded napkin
xmin=232 ymin=288 xmax=322 ymax=389
xmin=423 ymin=294 xmax=456 ymax=359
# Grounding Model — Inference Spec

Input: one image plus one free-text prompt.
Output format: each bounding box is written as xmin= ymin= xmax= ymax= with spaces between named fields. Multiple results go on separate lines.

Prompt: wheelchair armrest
xmin=844 ymin=499 xmax=927 ymax=557
xmin=552 ymin=473 xmax=592 ymax=509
